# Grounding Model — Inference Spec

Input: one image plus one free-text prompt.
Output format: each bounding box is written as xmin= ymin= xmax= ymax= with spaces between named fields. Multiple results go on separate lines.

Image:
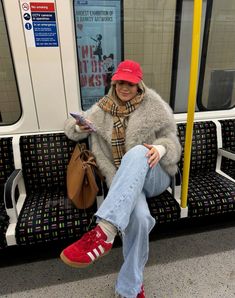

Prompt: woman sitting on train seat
xmin=60 ymin=60 xmax=181 ymax=298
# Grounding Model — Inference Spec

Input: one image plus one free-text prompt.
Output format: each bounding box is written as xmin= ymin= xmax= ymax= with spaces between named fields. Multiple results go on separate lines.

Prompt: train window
xmin=174 ymin=0 xmax=235 ymax=112
xmin=74 ymin=0 xmax=176 ymax=110
xmin=173 ymin=0 xmax=207 ymax=113
xmin=197 ymin=0 xmax=235 ymax=111
xmin=0 ymin=2 xmax=21 ymax=125
xmin=123 ymin=1 xmax=176 ymax=104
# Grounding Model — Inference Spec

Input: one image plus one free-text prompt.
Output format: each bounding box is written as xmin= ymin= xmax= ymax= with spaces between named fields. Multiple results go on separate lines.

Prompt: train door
xmin=0 ymin=0 xmax=38 ymax=134
xmin=1 ymin=0 xmax=73 ymax=135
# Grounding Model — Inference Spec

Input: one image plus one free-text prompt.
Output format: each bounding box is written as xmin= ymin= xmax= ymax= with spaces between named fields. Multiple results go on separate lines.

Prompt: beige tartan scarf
xmin=98 ymin=92 xmax=144 ymax=168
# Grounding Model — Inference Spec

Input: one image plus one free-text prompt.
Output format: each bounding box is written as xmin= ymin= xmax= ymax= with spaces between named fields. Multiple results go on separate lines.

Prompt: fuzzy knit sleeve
xmin=64 ymin=117 xmax=89 ymax=141
xmin=153 ymin=104 xmax=181 ymax=175
xmin=153 ymin=131 xmax=181 ymax=172
xmin=64 ymin=104 xmax=99 ymax=141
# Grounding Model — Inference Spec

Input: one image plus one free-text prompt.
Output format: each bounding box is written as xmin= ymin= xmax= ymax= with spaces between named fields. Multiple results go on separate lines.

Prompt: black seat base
xmin=147 ymin=190 xmax=181 ymax=224
xmin=188 ymin=172 xmax=235 ymax=218
xmin=16 ymin=189 xmax=96 ymax=246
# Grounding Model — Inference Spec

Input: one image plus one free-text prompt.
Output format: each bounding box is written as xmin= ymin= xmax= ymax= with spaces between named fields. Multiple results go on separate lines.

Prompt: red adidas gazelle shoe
xmin=60 ymin=225 xmax=113 ymax=268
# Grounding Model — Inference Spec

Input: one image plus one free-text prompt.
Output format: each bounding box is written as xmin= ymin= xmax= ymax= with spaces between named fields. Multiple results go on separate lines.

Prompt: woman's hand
xmin=75 ymin=119 xmax=94 ymax=132
xmin=143 ymin=143 xmax=160 ymax=168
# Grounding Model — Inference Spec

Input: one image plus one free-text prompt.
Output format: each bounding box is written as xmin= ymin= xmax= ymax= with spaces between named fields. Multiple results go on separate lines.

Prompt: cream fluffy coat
xmin=64 ymin=87 xmax=181 ymax=188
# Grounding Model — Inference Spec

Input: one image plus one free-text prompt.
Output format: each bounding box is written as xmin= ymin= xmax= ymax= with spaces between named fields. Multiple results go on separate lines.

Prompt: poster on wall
xmin=20 ymin=0 xmax=58 ymax=47
xmin=74 ymin=0 xmax=122 ymax=110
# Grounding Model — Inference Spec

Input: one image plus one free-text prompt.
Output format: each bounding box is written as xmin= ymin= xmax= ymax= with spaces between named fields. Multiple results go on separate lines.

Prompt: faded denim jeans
xmin=95 ymin=145 xmax=171 ymax=298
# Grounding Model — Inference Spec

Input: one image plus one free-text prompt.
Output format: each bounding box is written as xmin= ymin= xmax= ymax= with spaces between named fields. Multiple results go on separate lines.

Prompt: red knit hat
xmin=112 ymin=60 xmax=143 ymax=83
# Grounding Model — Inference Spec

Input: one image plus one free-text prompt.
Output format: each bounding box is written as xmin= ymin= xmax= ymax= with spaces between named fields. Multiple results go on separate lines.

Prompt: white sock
xmin=98 ymin=220 xmax=117 ymax=243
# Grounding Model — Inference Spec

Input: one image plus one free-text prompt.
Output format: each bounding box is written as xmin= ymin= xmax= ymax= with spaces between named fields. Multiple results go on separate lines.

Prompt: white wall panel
xmin=27 ymin=46 xmax=67 ymax=130
xmin=56 ymin=0 xmax=81 ymax=114
xmin=21 ymin=0 xmax=67 ymax=131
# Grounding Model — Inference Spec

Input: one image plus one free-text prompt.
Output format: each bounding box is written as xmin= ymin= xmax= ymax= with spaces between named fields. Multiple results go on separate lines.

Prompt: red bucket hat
xmin=112 ymin=60 xmax=143 ymax=84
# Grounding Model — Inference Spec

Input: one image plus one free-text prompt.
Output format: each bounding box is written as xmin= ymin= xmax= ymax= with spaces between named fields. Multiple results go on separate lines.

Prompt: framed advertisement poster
xmin=74 ymin=0 xmax=123 ymax=110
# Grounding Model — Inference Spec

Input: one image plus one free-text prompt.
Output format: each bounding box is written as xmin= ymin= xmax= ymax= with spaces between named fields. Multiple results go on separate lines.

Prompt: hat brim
xmin=111 ymin=72 xmax=141 ymax=84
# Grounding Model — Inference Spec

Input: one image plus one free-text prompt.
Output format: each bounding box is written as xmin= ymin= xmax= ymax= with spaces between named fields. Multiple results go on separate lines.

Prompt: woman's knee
xmin=129 ymin=145 xmax=148 ymax=155
xmin=122 ymin=145 xmax=148 ymax=163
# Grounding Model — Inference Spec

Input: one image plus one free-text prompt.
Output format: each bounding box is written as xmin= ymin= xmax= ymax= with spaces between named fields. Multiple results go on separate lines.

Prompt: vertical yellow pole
xmin=181 ymin=0 xmax=203 ymax=208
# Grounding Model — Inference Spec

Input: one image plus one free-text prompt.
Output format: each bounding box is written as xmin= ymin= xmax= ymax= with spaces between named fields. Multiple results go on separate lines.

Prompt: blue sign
xmin=33 ymin=22 xmax=58 ymax=47
xmin=32 ymin=12 xmax=56 ymax=22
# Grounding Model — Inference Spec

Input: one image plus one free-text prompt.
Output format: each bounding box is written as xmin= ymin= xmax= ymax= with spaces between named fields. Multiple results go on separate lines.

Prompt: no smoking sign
xmin=22 ymin=3 xmax=29 ymax=11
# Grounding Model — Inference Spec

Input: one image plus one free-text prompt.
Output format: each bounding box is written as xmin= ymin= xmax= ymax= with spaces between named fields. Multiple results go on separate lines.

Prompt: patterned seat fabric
xmin=219 ymin=119 xmax=235 ymax=179
xmin=16 ymin=189 xmax=95 ymax=245
xmin=0 ymin=138 xmax=14 ymax=249
xmin=147 ymin=190 xmax=180 ymax=224
xmin=178 ymin=121 xmax=235 ymax=217
xmin=16 ymin=134 xmax=96 ymax=246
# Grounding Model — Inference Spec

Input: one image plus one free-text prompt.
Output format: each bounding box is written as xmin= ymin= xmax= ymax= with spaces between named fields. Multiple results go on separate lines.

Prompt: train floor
xmin=0 ymin=215 xmax=235 ymax=298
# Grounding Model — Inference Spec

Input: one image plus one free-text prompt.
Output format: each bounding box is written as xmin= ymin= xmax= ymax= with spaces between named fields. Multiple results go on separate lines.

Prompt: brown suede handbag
xmin=67 ymin=144 xmax=102 ymax=209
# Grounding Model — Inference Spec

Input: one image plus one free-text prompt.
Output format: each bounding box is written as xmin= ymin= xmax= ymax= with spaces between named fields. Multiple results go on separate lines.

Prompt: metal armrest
xmin=170 ymin=168 xmax=182 ymax=202
xmin=95 ymin=178 xmax=107 ymax=209
xmin=175 ymin=168 xmax=182 ymax=186
xmin=4 ymin=169 xmax=22 ymax=223
xmin=218 ymin=148 xmax=235 ymax=161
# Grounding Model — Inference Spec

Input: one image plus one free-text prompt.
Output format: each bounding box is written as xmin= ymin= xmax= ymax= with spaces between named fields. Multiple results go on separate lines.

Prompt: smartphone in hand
xmin=70 ymin=112 xmax=96 ymax=132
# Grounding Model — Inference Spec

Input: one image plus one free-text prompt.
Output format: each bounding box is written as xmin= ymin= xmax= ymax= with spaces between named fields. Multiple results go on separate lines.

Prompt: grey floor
xmin=0 ymin=218 xmax=235 ymax=298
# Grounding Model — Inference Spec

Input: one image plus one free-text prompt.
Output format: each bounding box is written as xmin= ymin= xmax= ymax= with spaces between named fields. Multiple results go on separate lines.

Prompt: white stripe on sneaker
xmin=87 ymin=252 xmax=95 ymax=261
xmin=98 ymin=245 xmax=105 ymax=254
xmin=93 ymin=248 xmax=100 ymax=257
xmin=87 ymin=245 xmax=105 ymax=262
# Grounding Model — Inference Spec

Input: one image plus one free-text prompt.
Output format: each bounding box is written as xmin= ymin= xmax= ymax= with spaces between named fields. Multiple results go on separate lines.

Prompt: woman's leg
xmin=95 ymin=145 xmax=150 ymax=230
xmin=115 ymin=191 xmax=155 ymax=298
xmin=95 ymin=145 xmax=171 ymax=231
xmin=61 ymin=145 xmax=170 ymax=269
xmin=97 ymin=146 xmax=171 ymax=297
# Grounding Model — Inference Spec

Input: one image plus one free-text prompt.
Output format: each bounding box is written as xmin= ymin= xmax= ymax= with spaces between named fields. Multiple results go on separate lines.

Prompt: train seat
xmin=178 ymin=121 xmax=235 ymax=217
xmin=0 ymin=137 xmax=14 ymax=249
xmin=4 ymin=120 xmax=235 ymax=246
xmin=219 ymin=119 xmax=235 ymax=180
xmin=4 ymin=132 xmax=181 ymax=246
xmin=5 ymin=134 xmax=96 ymax=246
xmin=147 ymin=190 xmax=181 ymax=225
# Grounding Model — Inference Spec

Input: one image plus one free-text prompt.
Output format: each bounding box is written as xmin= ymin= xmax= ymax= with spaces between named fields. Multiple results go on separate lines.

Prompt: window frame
xmin=73 ymin=0 xmax=124 ymax=111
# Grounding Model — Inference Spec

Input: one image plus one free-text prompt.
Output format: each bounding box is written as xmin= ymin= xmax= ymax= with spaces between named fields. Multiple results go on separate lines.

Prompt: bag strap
xmin=79 ymin=149 xmax=95 ymax=159
xmin=85 ymin=160 xmax=97 ymax=167
xmin=77 ymin=143 xmax=104 ymax=181
xmin=93 ymin=166 xmax=104 ymax=181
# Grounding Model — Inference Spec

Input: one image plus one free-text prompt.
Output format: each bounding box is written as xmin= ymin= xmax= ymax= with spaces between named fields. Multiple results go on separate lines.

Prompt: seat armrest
xmin=218 ymin=148 xmax=235 ymax=161
xmin=4 ymin=169 xmax=22 ymax=222
xmin=95 ymin=177 xmax=107 ymax=209
xmin=175 ymin=168 xmax=182 ymax=186
xmin=170 ymin=168 xmax=182 ymax=200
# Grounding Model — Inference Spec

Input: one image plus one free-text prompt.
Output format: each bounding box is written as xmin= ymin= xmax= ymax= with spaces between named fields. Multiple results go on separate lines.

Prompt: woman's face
xmin=115 ymin=81 xmax=138 ymax=102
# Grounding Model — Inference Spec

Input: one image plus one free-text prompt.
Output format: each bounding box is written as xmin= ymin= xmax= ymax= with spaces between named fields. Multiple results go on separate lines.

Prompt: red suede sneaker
xmin=137 ymin=285 xmax=145 ymax=298
xmin=60 ymin=225 xmax=113 ymax=268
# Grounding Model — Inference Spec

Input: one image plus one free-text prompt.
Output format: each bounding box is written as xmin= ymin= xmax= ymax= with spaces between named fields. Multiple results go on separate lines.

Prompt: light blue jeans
xmin=95 ymin=145 xmax=171 ymax=298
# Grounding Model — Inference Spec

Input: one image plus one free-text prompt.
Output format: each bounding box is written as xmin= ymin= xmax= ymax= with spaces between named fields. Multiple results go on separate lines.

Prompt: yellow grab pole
xmin=181 ymin=0 xmax=202 ymax=208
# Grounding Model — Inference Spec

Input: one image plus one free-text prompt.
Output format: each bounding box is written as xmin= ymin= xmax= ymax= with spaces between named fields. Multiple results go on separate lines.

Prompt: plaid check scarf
xmin=98 ymin=92 xmax=144 ymax=168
